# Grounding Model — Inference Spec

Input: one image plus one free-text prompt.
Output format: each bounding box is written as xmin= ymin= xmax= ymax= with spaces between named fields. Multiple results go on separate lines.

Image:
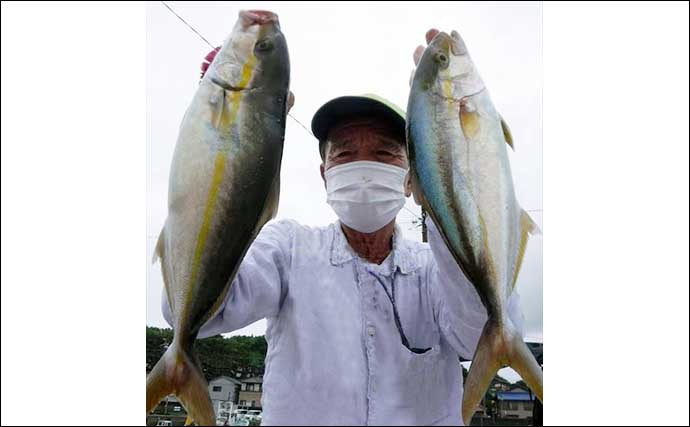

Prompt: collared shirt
xmin=162 ymin=218 xmax=524 ymax=426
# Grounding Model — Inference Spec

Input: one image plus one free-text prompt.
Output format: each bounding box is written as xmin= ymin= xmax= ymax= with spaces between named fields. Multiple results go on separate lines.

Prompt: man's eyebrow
xmin=327 ymin=138 xmax=355 ymax=151
xmin=375 ymin=137 xmax=405 ymax=151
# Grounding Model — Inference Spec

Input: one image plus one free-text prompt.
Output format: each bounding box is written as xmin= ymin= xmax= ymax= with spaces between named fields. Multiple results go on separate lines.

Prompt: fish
xmin=146 ymin=9 xmax=290 ymax=425
xmin=406 ymin=30 xmax=542 ymax=425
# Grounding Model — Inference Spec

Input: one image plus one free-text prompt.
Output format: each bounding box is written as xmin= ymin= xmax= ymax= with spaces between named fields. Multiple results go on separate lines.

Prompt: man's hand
xmin=200 ymin=47 xmax=295 ymax=112
xmin=200 ymin=46 xmax=221 ymax=80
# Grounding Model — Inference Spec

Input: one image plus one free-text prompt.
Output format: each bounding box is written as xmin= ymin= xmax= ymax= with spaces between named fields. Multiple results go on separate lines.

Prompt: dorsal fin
xmin=512 ymin=209 xmax=541 ymax=289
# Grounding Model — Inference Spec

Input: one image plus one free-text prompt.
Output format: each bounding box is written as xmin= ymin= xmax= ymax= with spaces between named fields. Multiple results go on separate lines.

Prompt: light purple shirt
xmin=162 ymin=218 xmax=523 ymax=426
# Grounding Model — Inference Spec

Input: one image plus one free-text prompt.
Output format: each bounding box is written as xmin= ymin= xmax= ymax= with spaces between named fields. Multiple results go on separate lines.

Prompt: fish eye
xmin=435 ymin=52 xmax=448 ymax=65
xmin=255 ymin=39 xmax=273 ymax=52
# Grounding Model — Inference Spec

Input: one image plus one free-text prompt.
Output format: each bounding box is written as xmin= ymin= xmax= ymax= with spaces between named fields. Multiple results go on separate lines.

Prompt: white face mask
xmin=325 ymin=160 xmax=408 ymax=233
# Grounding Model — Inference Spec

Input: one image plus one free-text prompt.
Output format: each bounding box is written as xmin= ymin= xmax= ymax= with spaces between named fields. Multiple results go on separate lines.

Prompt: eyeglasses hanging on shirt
xmin=369 ymin=271 xmax=432 ymax=355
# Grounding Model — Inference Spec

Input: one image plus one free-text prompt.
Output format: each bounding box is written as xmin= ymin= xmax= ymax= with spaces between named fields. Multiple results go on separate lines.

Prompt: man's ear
xmin=320 ymin=163 xmax=326 ymax=189
xmin=404 ymin=173 xmax=413 ymax=197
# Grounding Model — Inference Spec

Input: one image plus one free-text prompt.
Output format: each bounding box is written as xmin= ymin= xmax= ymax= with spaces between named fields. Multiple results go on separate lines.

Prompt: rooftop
xmin=241 ymin=376 xmax=263 ymax=384
xmin=497 ymin=391 xmax=535 ymax=402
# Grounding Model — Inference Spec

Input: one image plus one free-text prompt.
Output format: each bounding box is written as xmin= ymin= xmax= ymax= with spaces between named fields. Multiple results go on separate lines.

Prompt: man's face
xmin=319 ymin=117 xmax=413 ymax=197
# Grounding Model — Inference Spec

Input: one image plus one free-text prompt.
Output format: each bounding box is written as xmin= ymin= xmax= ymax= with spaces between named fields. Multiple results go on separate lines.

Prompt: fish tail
xmin=508 ymin=334 xmax=543 ymax=402
xmin=146 ymin=342 xmax=215 ymax=426
xmin=462 ymin=318 xmax=543 ymax=425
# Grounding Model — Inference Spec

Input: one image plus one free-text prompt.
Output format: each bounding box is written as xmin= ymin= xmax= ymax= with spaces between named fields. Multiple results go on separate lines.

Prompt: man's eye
xmin=377 ymin=151 xmax=393 ymax=156
xmin=335 ymin=151 xmax=352 ymax=158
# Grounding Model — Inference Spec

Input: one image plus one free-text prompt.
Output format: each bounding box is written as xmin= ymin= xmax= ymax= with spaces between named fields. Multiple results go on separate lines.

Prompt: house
xmin=496 ymin=390 xmax=535 ymax=420
xmin=147 ymin=395 xmax=187 ymax=426
xmin=468 ymin=374 xmax=512 ymax=422
xmin=209 ymin=376 xmax=242 ymax=424
xmin=508 ymin=382 xmax=529 ymax=393
xmin=146 ymin=376 xmax=242 ymax=426
xmin=209 ymin=376 xmax=242 ymax=405
xmin=491 ymin=375 xmax=512 ymax=392
xmin=237 ymin=376 xmax=263 ymax=410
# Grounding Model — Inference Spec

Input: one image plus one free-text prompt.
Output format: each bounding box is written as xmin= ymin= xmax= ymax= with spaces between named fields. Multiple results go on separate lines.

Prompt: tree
xmin=146 ymin=327 xmax=268 ymax=380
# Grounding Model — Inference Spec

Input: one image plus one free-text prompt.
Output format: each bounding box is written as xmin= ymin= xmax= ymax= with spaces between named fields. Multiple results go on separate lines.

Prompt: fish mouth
xmin=239 ymin=10 xmax=279 ymax=28
xmin=432 ymin=31 xmax=467 ymax=56
xmin=210 ymin=76 xmax=252 ymax=92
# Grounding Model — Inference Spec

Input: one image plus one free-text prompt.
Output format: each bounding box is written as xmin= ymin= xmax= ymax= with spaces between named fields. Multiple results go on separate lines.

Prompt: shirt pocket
xmin=402 ymin=319 xmax=441 ymax=353
xmin=398 ymin=343 xmax=451 ymax=424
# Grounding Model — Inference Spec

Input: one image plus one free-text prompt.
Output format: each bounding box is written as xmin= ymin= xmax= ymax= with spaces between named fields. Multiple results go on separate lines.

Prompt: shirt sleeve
xmin=425 ymin=217 xmax=524 ymax=360
xmin=161 ymin=219 xmax=294 ymax=338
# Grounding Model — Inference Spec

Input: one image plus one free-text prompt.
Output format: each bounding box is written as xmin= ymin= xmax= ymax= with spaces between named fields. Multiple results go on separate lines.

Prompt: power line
xmin=402 ymin=205 xmax=421 ymax=219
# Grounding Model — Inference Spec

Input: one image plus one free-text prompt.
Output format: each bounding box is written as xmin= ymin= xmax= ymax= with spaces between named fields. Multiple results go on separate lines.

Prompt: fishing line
xmin=159 ymin=1 xmax=316 ymax=139
xmin=161 ymin=1 xmax=214 ymax=50
xmin=159 ymin=2 xmax=543 ymax=214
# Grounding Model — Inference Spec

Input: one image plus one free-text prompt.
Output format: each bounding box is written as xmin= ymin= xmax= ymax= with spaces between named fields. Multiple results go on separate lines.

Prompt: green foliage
xmin=146 ymin=326 xmax=267 ymax=381
xmin=146 ymin=326 xmax=174 ymax=370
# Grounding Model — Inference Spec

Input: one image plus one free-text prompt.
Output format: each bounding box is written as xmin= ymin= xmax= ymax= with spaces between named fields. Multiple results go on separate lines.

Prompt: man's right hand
xmin=200 ymin=46 xmax=221 ymax=80
xmin=200 ymin=47 xmax=295 ymax=112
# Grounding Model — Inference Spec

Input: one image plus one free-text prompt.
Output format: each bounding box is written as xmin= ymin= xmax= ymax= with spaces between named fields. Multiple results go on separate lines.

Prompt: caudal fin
xmin=146 ymin=344 xmax=215 ymax=426
xmin=462 ymin=319 xmax=543 ymax=425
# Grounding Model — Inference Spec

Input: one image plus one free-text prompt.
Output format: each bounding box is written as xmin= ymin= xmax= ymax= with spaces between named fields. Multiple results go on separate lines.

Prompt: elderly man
xmin=163 ymin=31 xmax=524 ymax=426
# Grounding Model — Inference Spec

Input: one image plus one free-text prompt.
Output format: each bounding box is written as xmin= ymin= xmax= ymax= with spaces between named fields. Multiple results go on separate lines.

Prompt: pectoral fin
xmin=501 ymin=115 xmax=514 ymax=150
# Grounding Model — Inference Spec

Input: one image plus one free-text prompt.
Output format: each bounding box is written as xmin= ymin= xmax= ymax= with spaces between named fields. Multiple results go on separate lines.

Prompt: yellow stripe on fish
xmin=183 ymin=54 xmax=257 ymax=317
xmin=443 ymin=78 xmax=453 ymax=106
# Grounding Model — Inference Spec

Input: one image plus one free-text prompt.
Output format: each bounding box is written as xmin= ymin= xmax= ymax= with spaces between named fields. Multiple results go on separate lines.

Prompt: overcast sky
xmin=146 ymin=1 xmax=542 ymax=380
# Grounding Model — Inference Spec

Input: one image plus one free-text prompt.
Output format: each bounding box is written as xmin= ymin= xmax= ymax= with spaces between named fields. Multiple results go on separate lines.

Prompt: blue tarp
xmin=496 ymin=391 xmax=535 ymax=401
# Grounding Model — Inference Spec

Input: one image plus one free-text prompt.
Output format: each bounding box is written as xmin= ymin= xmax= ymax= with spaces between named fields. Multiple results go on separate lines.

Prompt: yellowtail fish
xmin=146 ymin=10 xmax=290 ymax=425
xmin=407 ymin=30 xmax=542 ymax=425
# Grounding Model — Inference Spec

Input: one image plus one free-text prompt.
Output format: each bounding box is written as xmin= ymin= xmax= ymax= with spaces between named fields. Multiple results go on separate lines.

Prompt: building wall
xmin=151 ymin=396 xmax=187 ymax=417
xmin=238 ymin=391 xmax=262 ymax=409
xmin=208 ymin=378 xmax=239 ymax=403
xmin=498 ymin=400 xmax=534 ymax=419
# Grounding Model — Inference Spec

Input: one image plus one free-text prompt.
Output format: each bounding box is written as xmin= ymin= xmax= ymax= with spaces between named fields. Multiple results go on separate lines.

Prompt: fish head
xmin=414 ymin=31 xmax=484 ymax=100
xmin=207 ymin=10 xmax=289 ymax=92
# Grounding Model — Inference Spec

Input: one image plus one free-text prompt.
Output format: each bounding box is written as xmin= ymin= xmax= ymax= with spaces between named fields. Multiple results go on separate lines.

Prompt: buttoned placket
xmin=330 ymin=222 xmax=419 ymax=425
xmin=354 ymin=258 xmax=378 ymax=425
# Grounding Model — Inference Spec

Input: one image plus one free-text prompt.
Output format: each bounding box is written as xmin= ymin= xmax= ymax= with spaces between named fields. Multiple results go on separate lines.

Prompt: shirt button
xmin=367 ymin=326 xmax=376 ymax=337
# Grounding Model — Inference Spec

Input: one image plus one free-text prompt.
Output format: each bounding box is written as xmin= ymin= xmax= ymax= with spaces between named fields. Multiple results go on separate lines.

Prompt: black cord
xmin=369 ymin=272 xmax=431 ymax=354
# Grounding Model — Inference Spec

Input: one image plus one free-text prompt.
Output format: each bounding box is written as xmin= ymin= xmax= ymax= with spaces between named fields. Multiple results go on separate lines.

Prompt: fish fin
xmin=153 ymin=226 xmax=174 ymax=312
xmin=511 ymin=210 xmax=541 ymax=288
xmin=501 ymin=115 xmax=514 ymax=150
xmin=460 ymin=107 xmax=481 ymax=140
xmin=509 ymin=336 xmax=544 ymax=404
xmin=462 ymin=320 xmax=543 ymax=425
xmin=209 ymin=85 xmax=225 ymax=130
xmin=462 ymin=320 xmax=504 ymax=425
xmin=152 ymin=228 xmax=165 ymax=264
xmin=524 ymin=210 xmax=541 ymax=235
xmin=146 ymin=343 xmax=215 ymax=426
